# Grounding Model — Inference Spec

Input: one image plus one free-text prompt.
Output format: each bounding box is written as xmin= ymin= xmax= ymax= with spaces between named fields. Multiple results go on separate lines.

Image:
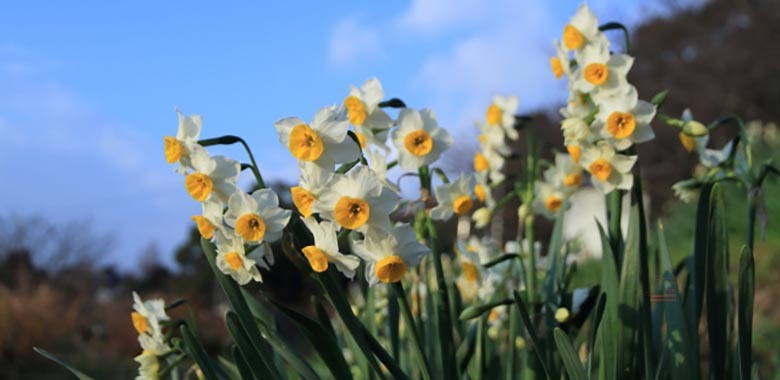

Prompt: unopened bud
xmin=517 ymin=204 xmax=530 ymax=220
xmin=472 ymin=207 xmax=492 ymax=229
xmin=683 ymin=120 xmax=708 ymax=137
xmin=555 ymin=307 xmax=570 ymax=323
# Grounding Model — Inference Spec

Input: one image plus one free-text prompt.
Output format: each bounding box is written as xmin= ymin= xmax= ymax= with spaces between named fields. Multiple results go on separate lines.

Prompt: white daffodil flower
xmin=352 ymin=224 xmax=430 ymax=285
xmin=457 ymin=236 xmax=500 ymax=266
xmin=291 ymin=161 xmax=333 ymax=218
xmin=544 ymin=153 xmax=583 ymax=191
xmin=550 ymin=40 xmax=571 ymax=79
xmin=191 ymin=198 xmax=224 ymax=241
xmin=594 ymin=86 xmax=656 ymax=150
xmin=300 ymin=217 xmax=360 ymax=278
xmin=224 ymin=189 xmax=291 ymax=244
xmin=474 ymin=147 xmax=507 ymax=184
xmin=484 ymin=95 xmax=519 ymax=140
xmin=580 ymin=141 xmax=637 ymax=194
xmin=391 ymin=108 xmax=453 ymax=170
xmin=344 ymin=78 xmax=394 ymax=151
xmin=561 ymin=3 xmax=601 ymax=52
xmin=164 ymin=109 xmax=202 ymax=173
xmin=215 ymin=230 xmax=264 ymax=285
xmin=131 ymin=292 xmax=169 ymax=337
xmin=312 ymin=166 xmax=400 ymax=235
xmin=184 ymin=145 xmax=240 ymax=203
xmin=365 ymin=148 xmax=400 ymax=194
xmin=533 ymin=180 xmax=566 ymax=219
xmin=474 ymin=171 xmax=495 ymax=207
xmin=573 ymin=39 xmax=633 ymax=101
xmin=431 ymin=173 xmax=475 ymax=221
xmin=672 ymin=180 xmax=700 ymax=203
xmin=134 ymin=351 xmax=160 ymax=380
xmin=476 ymin=121 xmax=512 ymax=156
xmin=138 ymin=331 xmax=171 ymax=357
xmin=699 ymin=139 xmax=747 ymax=176
xmin=275 ymin=105 xmax=361 ymax=169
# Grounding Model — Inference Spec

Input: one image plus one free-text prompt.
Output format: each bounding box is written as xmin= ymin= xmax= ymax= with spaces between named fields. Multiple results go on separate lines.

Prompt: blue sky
xmin=0 ymin=0 xmax=684 ymax=271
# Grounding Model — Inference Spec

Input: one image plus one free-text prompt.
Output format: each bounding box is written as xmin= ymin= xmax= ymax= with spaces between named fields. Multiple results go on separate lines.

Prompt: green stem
xmin=426 ymin=216 xmax=458 ymax=378
xmin=505 ymin=289 xmax=519 ymax=380
xmin=746 ymin=188 xmax=758 ymax=253
xmin=607 ymin=190 xmax=623 ymax=266
xmin=524 ymin=215 xmax=537 ymax=304
xmin=393 ymin=282 xmax=433 ymax=380
xmin=198 ymin=135 xmax=266 ymax=188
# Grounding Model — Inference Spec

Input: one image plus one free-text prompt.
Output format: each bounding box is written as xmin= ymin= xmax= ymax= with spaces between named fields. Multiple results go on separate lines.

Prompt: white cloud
xmin=328 ymin=16 xmax=383 ymax=66
xmin=396 ymin=0 xmax=488 ymax=34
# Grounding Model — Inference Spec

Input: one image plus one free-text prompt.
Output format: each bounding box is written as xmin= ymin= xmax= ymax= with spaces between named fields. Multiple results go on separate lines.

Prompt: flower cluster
xmin=547 ymin=3 xmax=657 ymax=199
xmin=130 ymin=292 xmax=171 ymax=379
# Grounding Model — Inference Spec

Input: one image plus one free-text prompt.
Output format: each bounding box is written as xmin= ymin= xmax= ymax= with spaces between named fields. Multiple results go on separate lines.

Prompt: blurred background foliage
xmin=2 ymin=0 xmax=779 ymax=378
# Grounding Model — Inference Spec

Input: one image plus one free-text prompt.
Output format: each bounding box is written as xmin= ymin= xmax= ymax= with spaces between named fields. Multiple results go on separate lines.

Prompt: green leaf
xmin=270 ymin=300 xmax=354 ymax=380
xmin=511 ymin=290 xmax=552 ymax=379
xmin=706 ymin=184 xmax=730 ymax=376
xmin=34 ymin=347 xmax=95 ymax=380
xmin=180 ymin=322 xmax=219 ymax=380
xmin=597 ymin=222 xmax=619 ymax=380
xmin=457 ymin=322 xmax=478 ymax=373
xmin=426 ymin=216 xmax=457 ymax=379
xmin=225 ymin=311 xmax=279 ymax=380
xmin=217 ymin=353 xmax=243 ymax=380
xmin=553 ymin=328 xmax=587 ymax=380
xmin=543 ymin=205 xmax=567 ymax=304
xmin=658 ymin=222 xmax=695 ymax=378
xmin=615 ymin=203 xmax=643 ymax=378
xmin=232 ymin=345 xmax=256 ymax=380
xmin=737 ymin=245 xmax=754 ymax=379
xmin=200 ymin=239 xmax=285 ymax=379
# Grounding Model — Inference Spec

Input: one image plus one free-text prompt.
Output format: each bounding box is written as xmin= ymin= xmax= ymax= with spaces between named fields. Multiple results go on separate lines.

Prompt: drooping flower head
xmin=224 ymin=189 xmax=291 ymax=244
xmin=312 ymin=166 xmax=399 ymax=234
xmin=275 ymin=105 xmax=361 ymax=169
xmin=299 ymin=217 xmax=360 ymax=277
xmin=391 ymin=108 xmax=453 ymax=170
xmin=352 ymin=224 xmax=430 ymax=285
xmin=184 ymin=146 xmax=240 ymax=203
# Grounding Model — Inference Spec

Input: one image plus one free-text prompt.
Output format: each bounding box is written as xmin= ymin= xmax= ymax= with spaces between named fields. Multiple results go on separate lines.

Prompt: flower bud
xmin=517 ymin=204 xmax=530 ymax=220
xmin=561 ymin=117 xmax=589 ymax=143
xmin=472 ymin=207 xmax=492 ymax=229
xmin=682 ymin=120 xmax=708 ymax=137
xmin=554 ymin=307 xmax=570 ymax=322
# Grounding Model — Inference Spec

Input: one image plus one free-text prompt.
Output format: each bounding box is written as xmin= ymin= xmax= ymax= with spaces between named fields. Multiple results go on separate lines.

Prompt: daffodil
xmin=580 ymin=141 xmax=637 ymax=194
xmin=164 ymin=109 xmax=202 ymax=173
xmin=291 ymin=161 xmax=333 ymax=218
xmin=484 ymin=95 xmax=519 ymax=140
xmin=299 ymin=217 xmax=360 ymax=277
xmin=473 ymin=147 xmax=507 ymax=184
xmin=678 ymin=109 xmax=709 ymax=153
xmin=191 ymin=198 xmax=224 ymax=240
xmin=544 ymin=153 xmax=583 ymax=191
xmin=560 ymin=86 xmax=595 ymax=119
xmin=561 ymin=3 xmax=601 ymax=51
xmin=594 ymin=86 xmax=656 ymax=150
xmin=184 ymin=146 xmax=240 ymax=203
xmin=134 ymin=351 xmax=160 ymax=380
xmin=224 ymin=189 xmax=291 ymax=244
xmin=573 ymin=39 xmax=633 ymax=101
xmin=131 ymin=292 xmax=169 ymax=337
xmin=275 ymin=105 xmax=361 ymax=169
xmin=214 ymin=230 xmax=264 ymax=285
xmin=473 ymin=172 xmax=495 ymax=206
xmin=312 ymin=166 xmax=400 ymax=234
xmin=352 ymin=224 xmax=430 ymax=285
xmin=343 ymin=78 xmax=394 ymax=151
xmin=391 ymin=108 xmax=453 ymax=170
xmin=533 ymin=180 xmax=566 ymax=219
xmin=550 ymin=40 xmax=571 ymax=79
xmin=431 ymin=173 xmax=475 ymax=220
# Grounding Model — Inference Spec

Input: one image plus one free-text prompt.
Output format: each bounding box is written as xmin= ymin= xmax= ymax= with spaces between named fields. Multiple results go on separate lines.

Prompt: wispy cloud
xmin=328 ymin=16 xmax=383 ymax=66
